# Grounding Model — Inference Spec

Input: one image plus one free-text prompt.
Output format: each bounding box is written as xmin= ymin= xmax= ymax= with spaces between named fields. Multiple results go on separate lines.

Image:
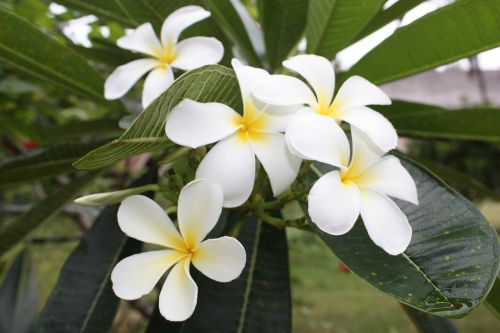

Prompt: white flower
xmin=165 ymin=59 xmax=302 ymax=208
xmin=111 ymin=179 xmax=246 ymax=321
xmin=305 ymin=128 xmax=418 ymax=255
xmin=252 ymin=54 xmax=397 ymax=152
xmin=104 ymin=6 xmax=224 ymax=108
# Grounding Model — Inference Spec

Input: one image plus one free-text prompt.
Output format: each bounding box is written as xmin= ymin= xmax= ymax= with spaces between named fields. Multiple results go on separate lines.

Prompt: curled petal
xmin=334 ymin=75 xmax=391 ymax=111
xmin=283 ymin=54 xmax=335 ymax=106
xmin=117 ymin=195 xmax=185 ymax=250
xmin=348 ymin=128 xmax=386 ymax=177
xmin=360 ymin=190 xmax=412 ymax=255
xmin=192 ymin=236 xmax=246 ymax=282
xmin=142 ymin=66 xmax=174 ymax=108
xmin=165 ymin=99 xmax=240 ymax=148
xmin=171 ymin=37 xmax=224 ymax=71
xmin=232 ymin=58 xmax=269 ymax=105
xmin=196 ymin=135 xmax=255 ymax=208
xmin=308 ymin=171 xmax=361 ymax=235
xmin=161 ymin=5 xmax=210 ymax=46
xmin=117 ymin=23 xmax=163 ymax=57
xmin=104 ymin=59 xmax=158 ymax=100
xmin=178 ymin=179 xmax=224 ymax=249
xmin=111 ymin=250 xmax=185 ymax=300
xmin=159 ymin=259 xmax=198 ymax=321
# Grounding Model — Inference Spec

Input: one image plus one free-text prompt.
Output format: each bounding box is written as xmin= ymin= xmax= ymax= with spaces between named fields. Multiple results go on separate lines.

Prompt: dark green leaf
xmin=346 ymin=0 xmax=500 ymax=84
xmin=0 ymin=8 xmax=111 ymax=104
xmin=0 ymin=171 xmax=100 ymax=257
xmin=402 ymin=304 xmax=459 ymax=333
xmin=74 ymin=65 xmax=240 ymax=169
xmin=309 ymin=155 xmax=499 ymax=317
xmin=38 ymin=170 xmax=156 ymax=333
xmin=306 ymin=0 xmax=385 ymax=58
xmin=147 ymin=213 xmax=291 ymax=333
xmin=258 ymin=0 xmax=308 ymax=71
xmin=36 ymin=118 xmax=122 ymax=143
xmin=52 ymin=0 xmax=133 ymax=25
xmin=485 ymin=275 xmax=500 ymax=319
xmin=0 ymin=250 xmax=38 ymax=333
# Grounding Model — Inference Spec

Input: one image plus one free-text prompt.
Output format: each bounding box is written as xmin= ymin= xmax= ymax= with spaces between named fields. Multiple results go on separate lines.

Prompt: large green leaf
xmin=0 ymin=171 xmax=100 ymax=257
xmin=346 ymin=0 xmax=500 ymax=84
xmin=485 ymin=275 xmax=500 ymax=319
xmin=0 ymin=141 xmax=106 ymax=187
xmin=49 ymin=0 xmax=133 ymax=25
xmin=74 ymin=65 xmax=240 ymax=169
xmin=146 ymin=213 xmax=291 ymax=332
xmin=402 ymin=304 xmax=459 ymax=333
xmin=38 ymin=170 xmax=155 ymax=333
xmin=0 ymin=8 xmax=110 ymax=104
xmin=0 ymin=250 xmax=38 ymax=333
xmin=308 ymin=155 xmax=499 ymax=317
xmin=113 ymin=0 xmax=192 ymax=28
xmin=258 ymin=0 xmax=308 ymax=71
xmin=36 ymin=118 xmax=122 ymax=143
xmin=306 ymin=0 xmax=385 ymax=58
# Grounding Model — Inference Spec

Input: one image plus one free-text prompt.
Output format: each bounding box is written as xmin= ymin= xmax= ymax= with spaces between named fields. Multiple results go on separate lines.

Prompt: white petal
xmin=192 ymin=236 xmax=246 ymax=282
xmin=357 ymin=156 xmax=418 ymax=205
xmin=196 ymin=135 xmax=255 ymax=208
xmin=283 ymin=54 xmax=335 ymax=106
xmin=159 ymin=259 xmax=198 ymax=322
xmin=252 ymin=74 xmax=317 ymax=110
xmin=178 ymin=179 xmax=224 ymax=249
xmin=340 ymin=107 xmax=397 ymax=152
xmin=117 ymin=23 xmax=163 ymax=57
xmin=142 ymin=66 xmax=174 ymax=108
xmin=260 ymin=112 xmax=296 ymax=133
xmin=231 ymin=58 xmax=269 ymax=106
xmin=118 ymin=195 xmax=185 ymax=250
xmin=104 ymin=59 xmax=158 ymax=100
xmin=253 ymin=99 xmax=303 ymax=117
xmin=308 ymin=171 xmax=361 ymax=235
xmin=334 ymin=76 xmax=391 ymax=111
xmin=161 ymin=5 xmax=210 ymax=47
xmin=348 ymin=128 xmax=385 ymax=177
xmin=165 ymin=99 xmax=240 ymax=148
xmin=286 ymin=112 xmax=350 ymax=168
xmin=360 ymin=190 xmax=412 ymax=255
xmin=250 ymin=133 xmax=301 ymax=196
xmin=111 ymin=250 xmax=186 ymax=300
xmin=171 ymin=37 xmax=224 ymax=71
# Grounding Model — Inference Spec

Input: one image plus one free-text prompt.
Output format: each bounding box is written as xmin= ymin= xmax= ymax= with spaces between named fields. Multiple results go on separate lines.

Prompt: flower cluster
xmin=100 ymin=5 xmax=418 ymax=323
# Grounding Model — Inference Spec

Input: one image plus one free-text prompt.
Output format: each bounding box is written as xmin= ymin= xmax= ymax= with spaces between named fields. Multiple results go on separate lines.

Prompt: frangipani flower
xmin=111 ymin=179 xmax=246 ymax=321
xmin=252 ymin=54 xmax=397 ymax=152
xmin=306 ymin=128 xmax=418 ymax=255
xmin=104 ymin=6 xmax=224 ymax=108
xmin=165 ymin=59 xmax=302 ymax=208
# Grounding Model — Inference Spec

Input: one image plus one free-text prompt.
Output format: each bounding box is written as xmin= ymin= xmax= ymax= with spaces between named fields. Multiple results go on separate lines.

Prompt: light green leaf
xmin=74 ymin=65 xmax=241 ymax=169
xmin=308 ymin=155 xmax=499 ymax=317
xmin=0 ymin=8 xmax=111 ymax=104
xmin=258 ymin=0 xmax=308 ymax=71
xmin=306 ymin=0 xmax=385 ymax=58
xmin=346 ymin=0 xmax=500 ymax=84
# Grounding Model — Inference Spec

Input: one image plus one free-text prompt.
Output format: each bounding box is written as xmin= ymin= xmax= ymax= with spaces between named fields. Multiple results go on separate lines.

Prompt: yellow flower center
xmin=157 ymin=44 xmax=176 ymax=65
xmin=314 ymin=96 xmax=344 ymax=118
xmin=234 ymin=102 xmax=268 ymax=142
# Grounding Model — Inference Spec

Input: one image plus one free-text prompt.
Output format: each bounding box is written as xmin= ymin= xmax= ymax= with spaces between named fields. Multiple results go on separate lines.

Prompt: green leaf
xmin=202 ymin=0 xmax=262 ymax=66
xmin=38 ymin=170 xmax=156 ymax=333
xmin=146 ymin=213 xmax=291 ymax=332
xmin=346 ymin=0 xmax=500 ymax=84
xmin=51 ymin=0 xmax=133 ymax=25
xmin=258 ymin=0 xmax=308 ymax=71
xmin=74 ymin=65 xmax=240 ymax=169
xmin=309 ymin=155 xmax=499 ymax=317
xmin=35 ymin=118 xmax=122 ymax=143
xmin=0 ymin=141 xmax=107 ymax=187
xmin=306 ymin=0 xmax=385 ymax=58
xmin=0 ymin=171 xmax=100 ymax=257
xmin=485 ymin=275 xmax=500 ymax=319
xmin=0 ymin=250 xmax=38 ymax=333
xmin=402 ymin=304 xmax=459 ymax=333
xmin=0 ymin=8 xmax=111 ymax=104
xmin=376 ymin=102 xmax=500 ymax=143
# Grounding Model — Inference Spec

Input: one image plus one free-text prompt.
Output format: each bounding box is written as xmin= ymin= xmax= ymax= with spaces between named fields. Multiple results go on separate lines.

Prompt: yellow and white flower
xmin=104 ymin=6 xmax=224 ymax=108
xmin=252 ymin=54 xmax=397 ymax=152
xmin=111 ymin=179 xmax=246 ymax=321
xmin=305 ymin=128 xmax=418 ymax=255
xmin=165 ymin=59 xmax=302 ymax=208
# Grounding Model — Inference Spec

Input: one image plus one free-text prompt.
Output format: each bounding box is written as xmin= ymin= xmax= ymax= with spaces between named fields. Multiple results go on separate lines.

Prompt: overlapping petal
xmin=178 ymin=179 xmax=224 ymax=249
xmin=348 ymin=129 xmax=385 ymax=178
xmin=117 ymin=195 xmax=185 ymax=250
xmin=192 ymin=236 xmax=246 ymax=282
xmin=232 ymin=58 xmax=269 ymax=105
xmin=166 ymin=99 xmax=240 ymax=148
xmin=171 ymin=37 xmax=224 ymax=71
xmin=308 ymin=171 xmax=361 ymax=235
xmin=117 ymin=23 xmax=163 ymax=57
xmin=196 ymin=135 xmax=255 ymax=208
xmin=104 ymin=59 xmax=158 ymax=100
xmin=142 ymin=66 xmax=174 ymax=108
xmin=334 ymin=76 xmax=391 ymax=111
xmin=161 ymin=5 xmax=211 ymax=47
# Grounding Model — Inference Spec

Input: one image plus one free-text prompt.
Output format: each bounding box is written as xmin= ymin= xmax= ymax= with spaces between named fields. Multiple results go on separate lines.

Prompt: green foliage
xmin=402 ymin=304 xmax=459 ymax=333
xmin=52 ymin=0 xmax=133 ymax=25
xmin=485 ymin=275 xmax=500 ymax=319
